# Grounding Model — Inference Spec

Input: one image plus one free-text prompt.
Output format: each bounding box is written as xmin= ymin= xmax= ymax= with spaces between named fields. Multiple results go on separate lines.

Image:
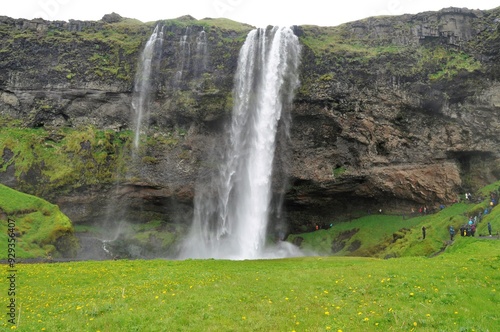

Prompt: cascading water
xmin=179 ymin=26 xmax=301 ymax=260
xmin=132 ymin=25 xmax=164 ymax=150
xmin=174 ymin=27 xmax=191 ymax=84
xmin=76 ymin=26 xmax=165 ymax=260
xmin=194 ymin=29 xmax=208 ymax=77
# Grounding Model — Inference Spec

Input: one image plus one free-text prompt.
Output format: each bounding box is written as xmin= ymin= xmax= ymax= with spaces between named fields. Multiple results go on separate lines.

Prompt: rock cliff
xmin=1 ymin=8 xmax=499 ymax=234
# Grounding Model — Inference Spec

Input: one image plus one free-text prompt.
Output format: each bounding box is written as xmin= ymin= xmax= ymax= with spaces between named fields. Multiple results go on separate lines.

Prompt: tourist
xmin=488 ymin=222 xmax=492 ymax=236
xmin=449 ymin=226 xmax=455 ymax=241
xmin=421 ymin=226 xmax=426 ymax=239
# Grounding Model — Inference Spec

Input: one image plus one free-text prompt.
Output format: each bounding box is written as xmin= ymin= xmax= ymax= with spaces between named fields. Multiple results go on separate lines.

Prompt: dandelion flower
xmin=325 ymin=311 xmax=330 ymax=315
xmin=413 ymin=322 xmax=417 ymax=327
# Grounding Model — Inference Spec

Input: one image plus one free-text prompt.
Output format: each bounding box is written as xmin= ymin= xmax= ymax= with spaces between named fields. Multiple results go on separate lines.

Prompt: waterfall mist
xmin=76 ymin=26 xmax=165 ymax=260
xmin=179 ymin=26 xmax=301 ymax=260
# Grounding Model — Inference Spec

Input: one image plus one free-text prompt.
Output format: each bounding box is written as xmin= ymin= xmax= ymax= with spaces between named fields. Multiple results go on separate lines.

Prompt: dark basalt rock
xmin=0 ymin=7 xmax=499 ymax=232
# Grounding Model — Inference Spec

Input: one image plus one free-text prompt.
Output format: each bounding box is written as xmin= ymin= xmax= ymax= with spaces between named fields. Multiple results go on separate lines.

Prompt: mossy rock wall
xmin=0 ymin=9 xmax=499 ymax=230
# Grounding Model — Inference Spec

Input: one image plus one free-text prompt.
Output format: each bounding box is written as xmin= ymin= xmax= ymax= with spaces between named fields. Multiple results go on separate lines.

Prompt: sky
xmin=2 ymin=0 xmax=499 ymax=28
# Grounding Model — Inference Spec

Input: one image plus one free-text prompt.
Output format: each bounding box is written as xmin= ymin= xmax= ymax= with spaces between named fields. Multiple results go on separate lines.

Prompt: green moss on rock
xmin=0 ymin=184 xmax=78 ymax=258
xmin=0 ymin=122 xmax=133 ymax=197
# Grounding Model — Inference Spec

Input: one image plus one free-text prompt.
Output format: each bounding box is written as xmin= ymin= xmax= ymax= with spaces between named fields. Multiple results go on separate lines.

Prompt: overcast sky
xmin=2 ymin=0 xmax=499 ymax=27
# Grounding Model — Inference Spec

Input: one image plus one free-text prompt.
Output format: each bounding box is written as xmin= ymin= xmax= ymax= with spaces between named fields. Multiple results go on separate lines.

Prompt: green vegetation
xmin=299 ymin=25 xmax=403 ymax=57
xmin=158 ymin=15 xmax=253 ymax=34
xmin=1 ymin=239 xmax=498 ymax=331
xmin=299 ymin=24 xmax=484 ymax=84
xmin=289 ymin=181 xmax=500 ymax=259
xmin=289 ymin=214 xmax=422 ymax=256
xmin=0 ymin=184 xmax=77 ymax=258
xmin=78 ymin=19 xmax=153 ymax=80
xmin=0 ymin=14 xmax=250 ymax=84
xmin=198 ymin=17 xmax=254 ymax=35
xmin=0 ymin=121 xmax=133 ymax=196
xmin=0 ymin=19 xmax=152 ymax=82
xmin=332 ymin=166 xmax=346 ymax=178
xmin=413 ymin=46 xmax=482 ymax=81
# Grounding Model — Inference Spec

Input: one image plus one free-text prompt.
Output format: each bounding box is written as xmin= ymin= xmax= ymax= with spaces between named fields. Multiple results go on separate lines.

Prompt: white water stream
xmin=179 ymin=26 xmax=301 ymax=259
xmin=132 ymin=25 xmax=164 ymax=150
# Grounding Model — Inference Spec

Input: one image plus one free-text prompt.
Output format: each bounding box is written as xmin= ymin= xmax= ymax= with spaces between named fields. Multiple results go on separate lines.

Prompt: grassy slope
xmin=289 ymin=180 xmax=500 ymax=259
xmin=0 ymin=184 xmax=77 ymax=258
xmin=1 ymin=239 xmax=498 ymax=331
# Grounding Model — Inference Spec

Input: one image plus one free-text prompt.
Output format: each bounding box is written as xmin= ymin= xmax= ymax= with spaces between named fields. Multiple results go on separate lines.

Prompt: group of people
xmin=455 ymin=221 xmax=493 ymax=238
xmin=459 ymin=218 xmax=477 ymax=237
xmin=452 ymin=189 xmax=499 ymax=240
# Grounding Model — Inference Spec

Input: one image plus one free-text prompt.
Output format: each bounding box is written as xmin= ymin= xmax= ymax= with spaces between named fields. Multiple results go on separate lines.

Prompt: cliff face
xmin=1 ymin=8 xmax=499 ymax=232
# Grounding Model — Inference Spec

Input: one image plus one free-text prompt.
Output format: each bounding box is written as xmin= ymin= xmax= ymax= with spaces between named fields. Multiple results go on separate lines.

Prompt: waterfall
xmin=174 ymin=27 xmax=192 ymax=84
xmin=88 ymin=26 xmax=163 ymax=259
xmin=132 ymin=25 xmax=164 ymax=150
xmin=179 ymin=26 xmax=301 ymax=260
xmin=194 ymin=29 xmax=208 ymax=77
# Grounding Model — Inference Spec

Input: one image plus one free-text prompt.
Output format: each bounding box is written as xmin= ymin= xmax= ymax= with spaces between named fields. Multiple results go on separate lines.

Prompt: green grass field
xmin=1 ymin=237 xmax=499 ymax=331
xmin=1 ymin=179 xmax=498 ymax=330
